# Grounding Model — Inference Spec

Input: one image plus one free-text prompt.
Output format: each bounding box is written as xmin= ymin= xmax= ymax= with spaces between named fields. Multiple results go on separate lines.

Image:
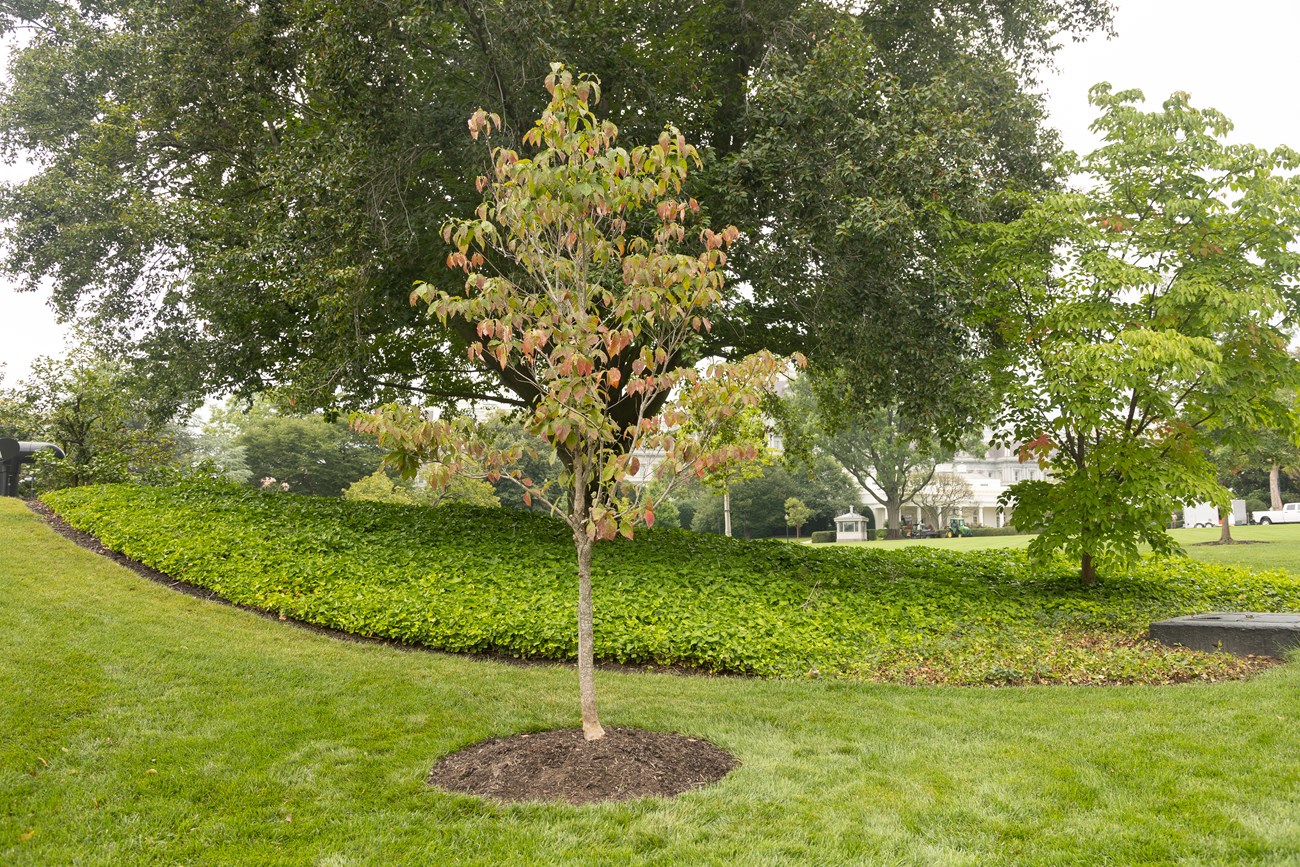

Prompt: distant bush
xmin=809 ymin=530 xmax=836 ymax=544
xmin=969 ymin=527 xmax=1022 ymax=537
xmin=43 ymin=483 xmax=1300 ymax=685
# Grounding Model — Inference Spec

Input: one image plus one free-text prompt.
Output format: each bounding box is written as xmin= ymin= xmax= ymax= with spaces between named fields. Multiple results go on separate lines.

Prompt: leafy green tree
xmin=208 ymin=399 xmax=383 ymax=496
xmin=979 ymin=86 xmax=1300 ymax=585
xmin=0 ymin=365 xmax=36 ymax=441
xmin=730 ymin=14 xmax=1026 ymax=435
xmin=1 ymin=351 xmax=187 ymax=489
xmin=782 ymin=375 xmax=963 ymax=539
xmin=343 ymin=468 xmax=500 ymax=508
xmin=0 ymin=0 xmax=1111 ymax=414
xmin=690 ymin=455 xmax=859 ymax=538
xmin=784 ymin=497 xmax=812 ymax=539
xmin=1238 ymin=397 xmax=1300 ymax=511
xmin=354 ymin=69 xmax=789 ymax=740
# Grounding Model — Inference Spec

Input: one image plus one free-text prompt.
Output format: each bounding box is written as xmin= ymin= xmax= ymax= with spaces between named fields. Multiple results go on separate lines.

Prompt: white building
xmin=854 ymin=445 xmax=1048 ymax=531
xmin=834 ymin=508 xmax=873 ymax=541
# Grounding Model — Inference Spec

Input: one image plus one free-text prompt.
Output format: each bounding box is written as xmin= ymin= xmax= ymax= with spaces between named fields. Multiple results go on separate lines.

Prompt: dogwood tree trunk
xmin=568 ymin=459 xmax=604 ymax=741
xmin=574 ymin=530 xmax=604 ymax=741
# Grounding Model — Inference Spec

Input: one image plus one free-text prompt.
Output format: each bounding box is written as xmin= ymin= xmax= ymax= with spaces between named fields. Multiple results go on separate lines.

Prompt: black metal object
xmin=1151 ymin=612 xmax=1300 ymax=658
xmin=0 ymin=438 xmax=66 ymax=496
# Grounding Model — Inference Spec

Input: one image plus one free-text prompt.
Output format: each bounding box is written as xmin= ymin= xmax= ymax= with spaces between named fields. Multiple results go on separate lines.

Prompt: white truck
xmin=1252 ymin=503 xmax=1300 ymax=525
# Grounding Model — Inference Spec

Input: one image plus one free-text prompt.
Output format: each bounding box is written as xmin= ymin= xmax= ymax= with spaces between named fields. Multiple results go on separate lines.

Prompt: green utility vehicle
xmin=948 ymin=517 xmax=973 ymax=538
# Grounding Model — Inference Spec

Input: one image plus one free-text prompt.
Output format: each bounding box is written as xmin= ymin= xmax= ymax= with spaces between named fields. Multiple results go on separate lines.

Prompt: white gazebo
xmin=834 ymin=508 xmax=873 ymax=542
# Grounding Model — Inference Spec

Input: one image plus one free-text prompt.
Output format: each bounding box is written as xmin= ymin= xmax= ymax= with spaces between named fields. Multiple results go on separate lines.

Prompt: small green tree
xmin=3 ymin=351 xmax=186 ymax=488
xmin=678 ymin=375 xmax=775 ymax=536
xmin=784 ymin=375 xmax=959 ymax=539
xmin=1234 ymin=385 xmax=1300 ymax=510
xmin=981 ymin=86 xmax=1300 ymax=584
xmin=343 ymin=468 xmax=500 ymax=507
xmin=354 ymin=67 xmax=789 ymax=740
xmin=784 ymin=497 xmax=812 ymax=539
xmin=206 ymin=398 xmax=383 ymax=496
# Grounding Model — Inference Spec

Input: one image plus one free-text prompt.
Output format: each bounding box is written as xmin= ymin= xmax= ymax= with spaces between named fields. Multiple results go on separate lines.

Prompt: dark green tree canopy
xmin=0 ymin=0 xmax=1112 ymax=416
xmin=206 ymin=399 xmax=383 ymax=496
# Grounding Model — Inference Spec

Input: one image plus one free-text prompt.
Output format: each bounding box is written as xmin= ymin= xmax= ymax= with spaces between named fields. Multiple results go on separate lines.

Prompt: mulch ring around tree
xmin=428 ymin=727 xmax=739 ymax=805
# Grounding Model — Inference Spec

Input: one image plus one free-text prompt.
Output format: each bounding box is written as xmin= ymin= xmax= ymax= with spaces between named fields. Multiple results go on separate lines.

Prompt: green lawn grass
xmin=829 ymin=533 xmax=1037 ymax=552
xmin=833 ymin=525 xmax=1300 ymax=576
xmin=3 ymin=498 xmax=1300 ymax=865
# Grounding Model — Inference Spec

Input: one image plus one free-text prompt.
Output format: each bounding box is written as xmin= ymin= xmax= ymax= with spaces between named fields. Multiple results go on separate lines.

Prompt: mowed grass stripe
xmin=3 ymin=497 xmax=1300 ymax=865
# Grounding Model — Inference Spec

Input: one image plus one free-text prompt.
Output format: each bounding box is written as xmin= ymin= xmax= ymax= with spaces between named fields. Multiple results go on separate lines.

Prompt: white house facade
xmin=854 ymin=444 xmax=1049 ymax=530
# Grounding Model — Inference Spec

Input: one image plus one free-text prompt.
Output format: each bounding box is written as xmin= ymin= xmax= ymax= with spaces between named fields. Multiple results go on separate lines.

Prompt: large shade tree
xmin=0 ymin=0 xmax=1112 ymax=419
xmin=781 ymin=375 xmax=967 ymax=538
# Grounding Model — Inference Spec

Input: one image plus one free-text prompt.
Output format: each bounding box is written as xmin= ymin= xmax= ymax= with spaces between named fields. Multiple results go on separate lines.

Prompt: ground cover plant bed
xmin=5 ymin=497 xmax=1300 ymax=865
xmin=42 ymin=483 xmax=1300 ymax=686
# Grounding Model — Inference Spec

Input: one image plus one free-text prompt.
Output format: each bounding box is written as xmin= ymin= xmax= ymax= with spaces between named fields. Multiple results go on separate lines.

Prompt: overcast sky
xmin=3 ymin=1 xmax=1299 ymax=384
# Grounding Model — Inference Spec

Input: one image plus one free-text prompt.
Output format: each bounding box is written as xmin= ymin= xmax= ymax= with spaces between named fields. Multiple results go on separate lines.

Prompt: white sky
xmin=3 ymin=1 xmax=1299 ymax=384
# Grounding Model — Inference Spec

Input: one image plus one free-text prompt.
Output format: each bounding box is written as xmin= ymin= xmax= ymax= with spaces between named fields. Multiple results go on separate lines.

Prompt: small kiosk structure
xmin=0 ymin=438 xmax=66 ymax=497
xmin=834 ymin=508 xmax=873 ymax=542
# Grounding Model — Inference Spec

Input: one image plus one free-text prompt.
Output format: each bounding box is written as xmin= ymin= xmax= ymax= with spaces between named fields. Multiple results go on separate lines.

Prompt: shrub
xmin=809 ymin=530 xmax=837 ymax=544
xmin=42 ymin=483 xmax=1300 ymax=685
xmin=969 ymin=527 xmax=1022 ymax=537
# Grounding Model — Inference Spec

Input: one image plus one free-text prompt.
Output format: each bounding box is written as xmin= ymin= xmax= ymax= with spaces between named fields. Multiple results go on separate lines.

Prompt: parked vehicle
xmin=1182 ymin=502 xmax=1236 ymax=528
xmin=904 ymin=521 xmax=945 ymax=539
xmin=900 ymin=518 xmax=971 ymax=539
xmin=1252 ymin=503 xmax=1300 ymax=525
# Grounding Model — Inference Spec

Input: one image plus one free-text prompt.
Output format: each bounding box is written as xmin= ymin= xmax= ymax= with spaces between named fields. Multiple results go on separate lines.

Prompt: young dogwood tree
xmin=355 ymin=65 xmax=789 ymax=740
xmin=982 ymin=85 xmax=1300 ymax=585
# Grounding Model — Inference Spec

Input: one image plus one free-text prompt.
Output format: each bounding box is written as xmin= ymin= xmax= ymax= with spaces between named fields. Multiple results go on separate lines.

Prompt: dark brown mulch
xmin=428 ymin=727 xmax=738 ymax=804
xmin=1190 ymin=540 xmax=1270 ymax=547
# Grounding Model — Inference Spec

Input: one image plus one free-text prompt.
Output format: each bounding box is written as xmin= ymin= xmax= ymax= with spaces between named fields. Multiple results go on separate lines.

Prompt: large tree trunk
xmin=1270 ymin=464 xmax=1283 ymax=510
xmin=885 ymin=499 xmax=902 ymax=540
xmin=1219 ymin=506 xmax=1234 ymax=544
xmin=1080 ymin=552 xmax=1097 ymax=587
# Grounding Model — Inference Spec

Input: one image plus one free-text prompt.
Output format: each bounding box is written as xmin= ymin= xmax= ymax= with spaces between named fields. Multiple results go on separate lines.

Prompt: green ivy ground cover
xmin=43 ymin=483 xmax=1300 ymax=685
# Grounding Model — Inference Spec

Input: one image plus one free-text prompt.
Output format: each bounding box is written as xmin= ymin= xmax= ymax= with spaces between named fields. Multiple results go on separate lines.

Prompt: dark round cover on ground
xmin=428 ymin=726 xmax=738 ymax=804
